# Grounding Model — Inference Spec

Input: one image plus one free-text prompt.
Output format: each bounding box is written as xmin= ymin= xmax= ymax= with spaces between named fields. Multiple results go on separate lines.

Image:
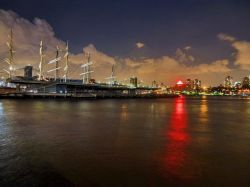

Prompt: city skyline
xmin=0 ymin=0 xmax=250 ymax=86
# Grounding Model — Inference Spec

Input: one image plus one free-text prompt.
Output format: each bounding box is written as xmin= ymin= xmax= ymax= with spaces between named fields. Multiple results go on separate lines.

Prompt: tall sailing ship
xmin=0 ymin=29 xmax=164 ymax=98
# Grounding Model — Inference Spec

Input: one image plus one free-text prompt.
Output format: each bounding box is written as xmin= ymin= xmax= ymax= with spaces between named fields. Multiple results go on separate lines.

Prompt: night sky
xmin=1 ymin=0 xmax=249 ymax=58
xmin=1 ymin=0 xmax=250 ymax=85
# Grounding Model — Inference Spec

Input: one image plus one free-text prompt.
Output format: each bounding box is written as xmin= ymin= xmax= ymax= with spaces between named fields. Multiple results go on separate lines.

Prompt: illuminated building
xmin=224 ymin=76 xmax=233 ymax=88
xmin=234 ymin=81 xmax=242 ymax=89
xmin=176 ymin=80 xmax=184 ymax=86
xmin=130 ymin=77 xmax=138 ymax=87
xmin=186 ymin=79 xmax=193 ymax=90
xmin=182 ymin=78 xmax=201 ymax=92
xmin=175 ymin=80 xmax=185 ymax=91
xmin=152 ymin=80 xmax=157 ymax=88
xmin=242 ymin=76 xmax=250 ymax=89
xmin=193 ymin=79 xmax=201 ymax=90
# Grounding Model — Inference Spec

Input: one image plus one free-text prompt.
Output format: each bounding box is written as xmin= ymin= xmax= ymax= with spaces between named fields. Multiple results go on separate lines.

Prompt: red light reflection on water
xmin=164 ymin=97 xmax=190 ymax=178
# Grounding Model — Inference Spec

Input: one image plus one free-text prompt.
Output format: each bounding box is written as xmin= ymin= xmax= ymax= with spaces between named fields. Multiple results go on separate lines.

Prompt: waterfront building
xmin=130 ymin=77 xmax=138 ymax=87
xmin=234 ymin=81 xmax=242 ymax=89
xmin=174 ymin=80 xmax=185 ymax=91
xmin=152 ymin=80 xmax=157 ymax=88
xmin=186 ymin=79 xmax=193 ymax=90
xmin=242 ymin=76 xmax=250 ymax=89
xmin=193 ymin=79 xmax=201 ymax=90
xmin=224 ymin=76 xmax=233 ymax=88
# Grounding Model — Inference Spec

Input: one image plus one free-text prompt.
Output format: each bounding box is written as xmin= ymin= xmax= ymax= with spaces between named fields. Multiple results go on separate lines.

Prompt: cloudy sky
xmin=0 ymin=0 xmax=250 ymax=86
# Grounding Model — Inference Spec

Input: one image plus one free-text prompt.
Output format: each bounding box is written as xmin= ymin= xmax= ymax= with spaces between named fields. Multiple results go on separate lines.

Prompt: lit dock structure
xmin=8 ymin=79 xmax=164 ymax=99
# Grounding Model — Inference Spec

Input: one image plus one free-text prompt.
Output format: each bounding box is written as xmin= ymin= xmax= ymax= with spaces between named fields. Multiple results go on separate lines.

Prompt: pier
xmin=0 ymin=79 xmax=177 ymax=99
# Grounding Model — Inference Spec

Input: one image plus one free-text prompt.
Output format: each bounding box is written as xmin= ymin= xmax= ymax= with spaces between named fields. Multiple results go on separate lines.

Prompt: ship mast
xmin=47 ymin=45 xmax=61 ymax=80
xmin=55 ymin=46 xmax=59 ymax=80
xmin=5 ymin=28 xmax=15 ymax=78
xmin=63 ymin=42 xmax=69 ymax=82
xmin=80 ymin=52 xmax=93 ymax=84
xmin=105 ymin=64 xmax=115 ymax=85
xmin=38 ymin=40 xmax=44 ymax=80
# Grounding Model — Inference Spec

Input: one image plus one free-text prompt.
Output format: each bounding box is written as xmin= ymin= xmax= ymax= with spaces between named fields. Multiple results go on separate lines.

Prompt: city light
xmin=176 ymin=80 xmax=184 ymax=85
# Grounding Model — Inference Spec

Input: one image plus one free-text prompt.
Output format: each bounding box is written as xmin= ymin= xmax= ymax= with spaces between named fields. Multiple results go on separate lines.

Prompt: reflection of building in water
xmin=199 ymin=96 xmax=208 ymax=124
xmin=120 ymin=103 xmax=128 ymax=121
xmin=195 ymin=96 xmax=211 ymax=146
xmin=164 ymin=97 xmax=190 ymax=179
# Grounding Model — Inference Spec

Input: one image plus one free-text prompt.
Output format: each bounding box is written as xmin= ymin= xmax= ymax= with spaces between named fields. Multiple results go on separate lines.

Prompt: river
xmin=0 ymin=96 xmax=250 ymax=186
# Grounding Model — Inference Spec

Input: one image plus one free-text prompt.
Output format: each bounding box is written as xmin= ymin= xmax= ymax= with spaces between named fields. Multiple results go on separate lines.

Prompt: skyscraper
xmin=224 ymin=76 xmax=233 ymax=88
xmin=193 ymin=79 xmax=201 ymax=90
xmin=186 ymin=79 xmax=193 ymax=90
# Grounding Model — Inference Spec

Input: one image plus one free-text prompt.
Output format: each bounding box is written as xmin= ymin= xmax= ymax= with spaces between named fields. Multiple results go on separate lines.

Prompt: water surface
xmin=0 ymin=96 xmax=250 ymax=186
